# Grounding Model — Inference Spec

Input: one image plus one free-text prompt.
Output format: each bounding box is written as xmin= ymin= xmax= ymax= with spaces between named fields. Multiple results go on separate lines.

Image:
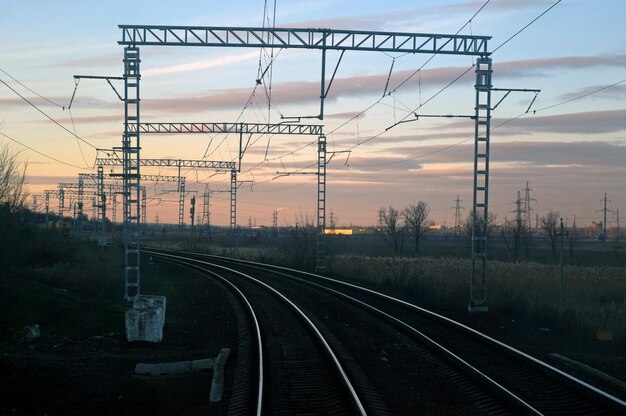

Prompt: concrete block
xmin=133 ymin=295 xmax=167 ymax=329
xmin=125 ymin=295 xmax=167 ymax=343
xmin=135 ymin=357 xmax=215 ymax=375
xmin=210 ymin=348 xmax=231 ymax=402
xmin=191 ymin=358 xmax=214 ymax=371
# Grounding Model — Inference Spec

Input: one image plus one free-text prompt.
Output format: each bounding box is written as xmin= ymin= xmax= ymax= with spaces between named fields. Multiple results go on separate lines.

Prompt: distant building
xmin=324 ymin=228 xmax=353 ymax=235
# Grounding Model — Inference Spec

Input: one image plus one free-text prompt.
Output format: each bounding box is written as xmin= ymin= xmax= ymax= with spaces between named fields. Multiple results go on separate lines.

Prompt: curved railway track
xmin=146 ymin=249 xmax=626 ymax=415
xmin=155 ymin=252 xmax=365 ymax=415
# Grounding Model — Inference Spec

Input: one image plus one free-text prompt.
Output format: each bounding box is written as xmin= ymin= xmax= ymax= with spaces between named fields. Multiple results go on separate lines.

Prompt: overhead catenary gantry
xmin=96 ymin=157 xmax=234 ymax=234
xmin=137 ymin=122 xmax=324 ymax=254
xmin=117 ymin=24 xmax=492 ymax=311
xmin=78 ymin=171 xmax=181 ymax=245
xmin=44 ymin=189 xmax=65 ymax=224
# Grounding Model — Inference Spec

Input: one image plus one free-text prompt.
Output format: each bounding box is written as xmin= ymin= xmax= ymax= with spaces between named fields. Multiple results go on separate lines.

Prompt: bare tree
xmin=379 ymin=206 xmax=404 ymax=256
xmin=287 ymin=211 xmax=316 ymax=270
xmin=501 ymin=216 xmax=526 ymax=262
xmin=0 ymin=144 xmax=27 ymax=211
xmin=403 ymin=201 xmax=430 ymax=254
xmin=565 ymin=224 xmax=577 ymax=264
xmin=0 ymin=144 xmax=28 ymax=263
xmin=541 ymin=210 xmax=559 ymax=260
xmin=463 ymin=210 xmax=497 ymax=238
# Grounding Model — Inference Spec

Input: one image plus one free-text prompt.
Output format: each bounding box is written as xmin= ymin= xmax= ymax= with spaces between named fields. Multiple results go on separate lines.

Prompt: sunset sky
xmin=2 ymin=0 xmax=625 ymax=228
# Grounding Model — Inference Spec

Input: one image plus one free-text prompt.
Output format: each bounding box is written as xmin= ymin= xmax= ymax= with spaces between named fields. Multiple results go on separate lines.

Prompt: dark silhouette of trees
xmin=378 ymin=206 xmax=404 ymax=256
xmin=402 ymin=201 xmax=430 ymax=254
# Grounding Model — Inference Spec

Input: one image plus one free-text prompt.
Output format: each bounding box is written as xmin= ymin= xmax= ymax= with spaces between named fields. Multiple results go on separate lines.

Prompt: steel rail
xmin=165 ymin=250 xmax=626 ymax=412
xmin=247 ymin=264 xmax=541 ymax=414
xmin=148 ymin=253 xmax=263 ymax=416
xmin=145 ymin=250 xmax=367 ymax=416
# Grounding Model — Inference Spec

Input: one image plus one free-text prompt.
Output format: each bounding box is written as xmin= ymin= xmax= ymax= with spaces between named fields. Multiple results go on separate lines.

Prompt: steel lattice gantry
xmin=119 ymin=26 xmax=489 ymax=55
xmin=80 ymin=171 xmax=180 ymax=232
xmin=96 ymin=157 xmax=235 ymax=170
xmin=79 ymin=171 xmax=178 ymax=246
xmin=44 ymin=189 xmax=65 ymax=225
xmin=138 ymin=122 xmax=324 ymax=256
xmin=134 ymin=122 xmax=322 ymax=136
xmin=96 ymin=157 xmax=232 ymax=232
xmin=117 ymin=25 xmax=492 ymax=309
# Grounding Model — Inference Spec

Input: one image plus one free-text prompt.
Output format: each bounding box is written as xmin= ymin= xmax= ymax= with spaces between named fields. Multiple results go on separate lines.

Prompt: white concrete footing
xmin=125 ymin=295 xmax=167 ymax=343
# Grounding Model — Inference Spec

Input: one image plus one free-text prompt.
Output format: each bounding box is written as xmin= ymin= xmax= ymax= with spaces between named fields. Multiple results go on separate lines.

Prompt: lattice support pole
xmin=75 ymin=177 xmax=83 ymax=236
xmin=59 ymin=189 xmax=65 ymax=216
xmin=112 ymin=192 xmax=117 ymax=224
xmin=91 ymin=196 xmax=97 ymax=222
xmin=316 ymin=135 xmax=327 ymax=272
xmin=202 ymin=185 xmax=211 ymax=239
xmin=141 ymin=188 xmax=147 ymax=233
xmin=97 ymin=165 xmax=107 ymax=247
xmin=178 ymin=178 xmax=186 ymax=237
xmin=229 ymin=169 xmax=237 ymax=255
xmin=45 ymin=193 xmax=50 ymax=227
xmin=77 ymin=176 xmax=84 ymax=216
xmin=469 ymin=56 xmax=492 ymax=313
xmin=123 ymin=46 xmax=142 ymax=302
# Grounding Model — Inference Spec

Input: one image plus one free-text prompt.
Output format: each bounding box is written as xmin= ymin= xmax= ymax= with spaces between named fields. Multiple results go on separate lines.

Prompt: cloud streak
xmin=143 ymin=51 xmax=259 ymax=77
xmin=137 ymin=53 xmax=626 ymax=114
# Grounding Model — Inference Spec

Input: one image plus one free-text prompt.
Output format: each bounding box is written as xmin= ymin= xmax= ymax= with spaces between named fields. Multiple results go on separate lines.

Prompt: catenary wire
xmin=0 ymin=67 xmax=66 ymax=109
xmin=0 ymin=79 xmax=98 ymax=152
xmin=0 ymin=131 xmax=88 ymax=170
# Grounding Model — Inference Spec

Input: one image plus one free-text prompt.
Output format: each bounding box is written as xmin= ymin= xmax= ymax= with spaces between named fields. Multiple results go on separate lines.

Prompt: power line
xmin=0 ymin=130 xmax=89 ymax=170
xmin=492 ymin=0 xmax=562 ymax=54
xmin=0 ymin=67 xmax=66 ymax=109
xmin=344 ymin=73 xmax=625 ymax=169
xmin=533 ymin=78 xmax=626 ymax=113
xmin=314 ymin=1 xmax=576 ymax=169
xmin=0 ymin=78 xmax=98 ymax=151
xmin=344 ymin=0 xmax=563 ymax=156
xmin=215 ymin=2 xmax=491 ymax=184
xmin=237 ymin=1 xmax=492 ymax=183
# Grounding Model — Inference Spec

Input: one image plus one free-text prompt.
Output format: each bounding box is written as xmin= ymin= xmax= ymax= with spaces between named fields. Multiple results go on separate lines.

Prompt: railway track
xmin=146 ymin=249 xmax=626 ymax=415
xmin=153 ymin=251 xmax=365 ymax=415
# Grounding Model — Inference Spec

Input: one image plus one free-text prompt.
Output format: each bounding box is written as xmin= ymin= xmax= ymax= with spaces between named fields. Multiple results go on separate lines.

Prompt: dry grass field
xmin=327 ymin=255 xmax=626 ymax=341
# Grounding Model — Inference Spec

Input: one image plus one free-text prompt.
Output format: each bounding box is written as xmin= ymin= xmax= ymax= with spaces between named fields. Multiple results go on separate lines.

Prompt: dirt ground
xmin=1 ymin=254 xmax=624 ymax=415
xmin=0 ymin=258 xmax=238 ymax=416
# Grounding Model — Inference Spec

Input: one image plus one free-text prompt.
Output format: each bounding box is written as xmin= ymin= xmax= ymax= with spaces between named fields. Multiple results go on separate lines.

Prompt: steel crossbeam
xmin=136 ymin=122 xmax=323 ymax=136
xmin=59 ymin=182 xmax=145 ymax=192
xmin=119 ymin=25 xmax=490 ymax=56
xmin=96 ymin=157 xmax=235 ymax=170
xmin=80 ymin=172 xmax=180 ymax=183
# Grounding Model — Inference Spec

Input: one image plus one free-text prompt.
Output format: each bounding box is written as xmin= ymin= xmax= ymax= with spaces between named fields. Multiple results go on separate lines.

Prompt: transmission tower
xmin=452 ymin=195 xmax=464 ymax=237
xmin=377 ymin=208 xmax=384 ymax=230
xmin=272 ymin=209 xmax=278 ymax=235
xmin=596 ymin=192 xmax=614 ymax=246
xmin=523 ymin=182 xmax=534 ymax=230
xmin=515 ymin=191 xmax=523 ymax=229
xmin=329 ymin=210 xmax=336 ymax=231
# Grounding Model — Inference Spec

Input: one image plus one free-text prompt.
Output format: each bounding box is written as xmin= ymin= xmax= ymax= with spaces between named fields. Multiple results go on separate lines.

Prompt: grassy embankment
xmin=0 ymin=225 xmax=126 ymax=339
xmin=202 ymin=237 xmax=626 ymax=343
